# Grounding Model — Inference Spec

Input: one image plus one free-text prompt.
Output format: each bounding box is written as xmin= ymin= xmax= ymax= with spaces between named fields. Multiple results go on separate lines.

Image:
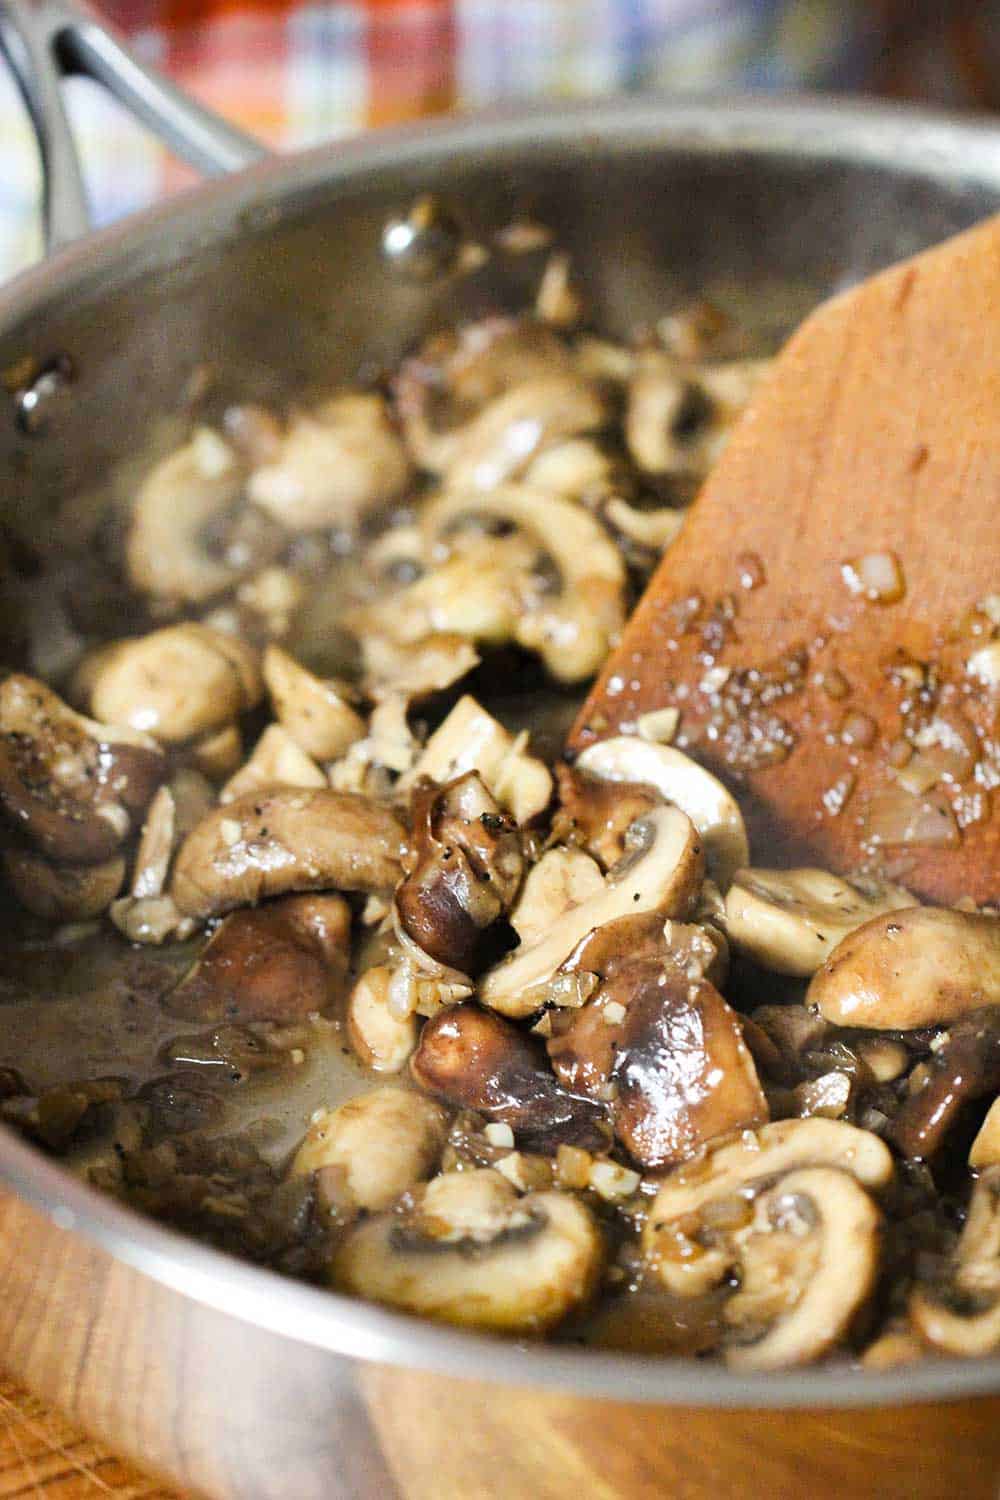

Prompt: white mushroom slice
xmin=248 ymin=394 xmax=410 ymax=531
xmin=625 ymin=353 xmax=770 ymax=477
xmin=347 ymin=966 xmax=418 ymax=1074
xmin=365 ymin=696 xmax=418 ymax=775
xmin=437 ymin=376 xmax=607 ymax=493
xmin=576 ymin=736 xmax=748 ymax=891
xmin=602 ymin=497 xmax=686 ymax=552
xmin=131 ymin=785 xmax=176 ymax=899
xmin=399 ymin=695 xmax=552 ymax=826
xmin=83 ymin=624 xmax=262 ymax=744
xmin=332 ymin=1167 xmax=603 ymax=1334
xmin=910 ymin=1169 xmax=1000 ymax=1357
xmin=808 ymin=907 xmax=1000 ymax=1030
xmin=642 ymin=1116 xmax=892 ymax=1298
xmin=725 ymin=868 xmax=918 ymax=979
xmin=220 ymin=724 xmax=327 ymax=804
xmin=480 ymin=805 xmax=705 ymax=1018
xmin=422 ymin=486 xmax=627 ymax=683
xmin=971 ymin=1098 xmax=1000 ymax=1169
xmin=509 ymin=848 xmax=605 ymax=947
xmin=126 ymin=428 xmax=247 ymax=603
xmin=290 ymin=1087 xmax=447 ymax=1212
xmin=263 ymin=644 xmax=365 ymax=760
xmin=360 ymin=633 xmax=480 ymax=701
xmin=522 ymin=438 xmax=616 ymax=501
xmin=724 ymin=1167 xmax=882 ymax=1371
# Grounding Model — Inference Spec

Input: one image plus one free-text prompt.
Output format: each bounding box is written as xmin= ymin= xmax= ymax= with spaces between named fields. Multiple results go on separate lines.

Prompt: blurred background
xmin=2 ymin=0 xmax=1000 ymax=277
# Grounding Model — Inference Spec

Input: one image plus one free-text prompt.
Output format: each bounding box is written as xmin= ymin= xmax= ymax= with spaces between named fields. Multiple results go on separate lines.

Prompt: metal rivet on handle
xmin=381 ymin=194 xmax=465 ymax=282
xmin=12 ymin=355 xmax=75 ymax=436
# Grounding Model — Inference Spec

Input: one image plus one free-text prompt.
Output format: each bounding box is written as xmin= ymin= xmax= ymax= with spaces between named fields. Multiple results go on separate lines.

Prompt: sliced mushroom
xmin=131 ymin=784 xmax=176 ymax=898
xmin=170 ymin=787 xmax=405 ymax=920
xmin=221 ymin=725 xmax=327 ymax=804
xmin=290 ymin=1086 xmax=448 ymax=1212
xmin=359 ymin=633 xmax=480 ymax=704
xmin=347 ymin=965 xmax=418 ymax=1073
xmin=420 ymin=486 xmax=627 ymax=683
xmin=910 ymin=1168 xmax=1000 ymax=1357
xmin=247 ymin=394 xmax=411 ymax=531
xmin=0 ymin=674 xmax=164 ymax=862
xmin=332 ymin=1166 xmax=603 ymax=1334
xmin=396 ymin=773 xmax=523 ymax=974
xmin=553 ymin=764 xmax=661 ymax=870
xmin=642 ymin=1116 xmax=892 ymax=1297
xmin=398 ymin=695 xmax=551 ymax=825
xmin=721 ymin=1166 xmax=882 ymax=1370
xmin=808 ymin=907 xmax=1000 ymax=1028
xmin=126 ymin=428 xmax=249 ymax=603
xmin=970 ymin=1096 xmax=1000 ymax=1169
xmin=395 ymin=318 xmax=604 ymax=486
xmin=574 ymin=737 xmax=748 ymax=891
xmin=263 ymin=643 xmax=366 ymax=760
xmin=3 ymin=847 xmax=125 ymax=921
xmin=889 ymin=1007 xmax=1000 ymax=1160
xmin=166 ymin=892 xmax=351 ymax=1022
xmin=509 ymin=847 xmax=605 ymax=947
xmin=190 ymin=722 xmax=243 ymax=780
xmin=81 ymin=624 xmax=261 ymax=744
xmin=522 ymin=437 xmax=618 ymax=502
xmin=727 ymin=868 xmax=918 ymax=980
xmin=547 ymin=962 xmax=767 ymax=1169
xmin=625 ymin=352 xmax=769 ymax=478
xmin=749 ymin=1005 xmax=833 ymax=1085
xmin=480 ymin=805 xmax=705 ymax=1018
xmin=412 ymin=1002 xmax=609 ymax=1152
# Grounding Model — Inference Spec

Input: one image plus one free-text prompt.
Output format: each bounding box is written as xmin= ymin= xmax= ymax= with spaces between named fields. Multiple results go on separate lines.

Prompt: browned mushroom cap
xmin=548 ymin=960 xmax=768 ymax=1170
xmin=808 ymin=907 xmax=1000 ymax=1030
xmin=889 ymin=1007 xmax=1000 ymax=1160
xmin=412 ymin=1002 xmax=609 ymax=1153
xmin=553 ymin=764 xmax=661 ymax=869
xmin=165 ymin=893 xmax=351 ymax=1022
xmin=2 ymin=847 xmax=126 ymax=921
xmin=170 ymin=787 xmax=406 ymax=919
xmin=396 ymin=773 xmax=523 ymax=974
xmin=0 ymin=675 xmax=165 ymax=862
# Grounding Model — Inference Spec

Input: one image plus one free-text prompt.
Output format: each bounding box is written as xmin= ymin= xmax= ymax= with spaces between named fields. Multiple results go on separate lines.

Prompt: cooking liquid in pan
xmin=0 ymin=257 xmax=996 ymax=1370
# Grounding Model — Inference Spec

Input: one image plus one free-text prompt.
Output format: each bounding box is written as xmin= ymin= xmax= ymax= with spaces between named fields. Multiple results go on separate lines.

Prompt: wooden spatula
xmin=570 ymin=214 xmax=1000 ymax=905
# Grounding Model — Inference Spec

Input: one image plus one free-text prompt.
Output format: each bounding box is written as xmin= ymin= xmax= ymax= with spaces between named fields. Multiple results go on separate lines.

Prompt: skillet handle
xmin=0 ymin=0 xmax=266 ymax=252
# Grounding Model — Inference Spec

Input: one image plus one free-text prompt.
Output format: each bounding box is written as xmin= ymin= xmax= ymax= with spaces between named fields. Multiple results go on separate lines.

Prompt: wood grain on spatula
xmin=571 ymin=214 xmax=1000 ymax=905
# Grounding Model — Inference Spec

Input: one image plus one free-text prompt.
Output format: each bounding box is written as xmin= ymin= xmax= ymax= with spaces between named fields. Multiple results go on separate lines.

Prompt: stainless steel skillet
xmin=1 ymin=4 xmax=1000 ymax=1494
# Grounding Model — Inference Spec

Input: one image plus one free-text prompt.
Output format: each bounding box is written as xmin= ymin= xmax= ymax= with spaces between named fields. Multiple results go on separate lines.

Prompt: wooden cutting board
xmin=0 ymin=1375 xmax=179 ymax=1500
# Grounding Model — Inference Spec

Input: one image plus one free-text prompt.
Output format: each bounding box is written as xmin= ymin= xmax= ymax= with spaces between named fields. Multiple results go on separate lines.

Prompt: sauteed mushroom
xmin=166 ymin=893 xmax=351 ymax=1022
xmin=221 ymin=724 xmax=326 ymax=802
xmin=2 ymin=846 xmax=126 ymax=921
xmin=333 ymin=1166 xmax=603 ymax=1333
xmin=808 ymin=907 xmax=1000 ymax=1028
xmin=0 ymin=674 xmax=164 ymax=863
xmin=889 ymin=1008 xmax=1000 ymax=1159
xmin=399 ymin=695 xmax=551 ymax=825
xmin=262 ymin=644 xmax=365 ymax=760
xmin=170 ymin=787 xmax=405 ymax=919
xmin=80 ymin=623 xmax=261 ymax=744
xmin=480 ymin=805 xmax=704 ymax=1018
xmin=547 ymin=962 xmax=766 ymax=1168
xmin=725 ymin=868 xmax=917 ymax=978
xmin=396 ymin=773 xmax=523 ymax=974
xmin=508 ymin=847 xmax=605 ymax=947
xmin=412 ymin=1003 xmax=609 ymax=1152
xmin=910 ymin=1168 xmax=1000 ymax=1357
xmin=625 ymin=351 xmax=770 ymax=478
xmin=126 ymin=428 xmax=249 ymax=603
xmin=347 ymin=966 xmax=419 ymax=1073
xmin=574 ymin=737 xmax=749 ymax=888
xmin=248 ymin=394 xmax=411 ymax=531
xmin=291 ymin=1086 xmax=448 ymax=1212
xmin=553 ymin=764 xmax=660 ymax=869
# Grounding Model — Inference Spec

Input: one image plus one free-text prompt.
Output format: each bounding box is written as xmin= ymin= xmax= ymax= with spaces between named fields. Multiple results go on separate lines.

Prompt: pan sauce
xmin=1 ymin=258 xmax=998 ymax=1370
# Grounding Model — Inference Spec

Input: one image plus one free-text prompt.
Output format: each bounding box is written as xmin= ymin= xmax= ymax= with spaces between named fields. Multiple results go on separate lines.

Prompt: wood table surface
xmin=0 ymin=1376 xmax=178 ymax=1500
